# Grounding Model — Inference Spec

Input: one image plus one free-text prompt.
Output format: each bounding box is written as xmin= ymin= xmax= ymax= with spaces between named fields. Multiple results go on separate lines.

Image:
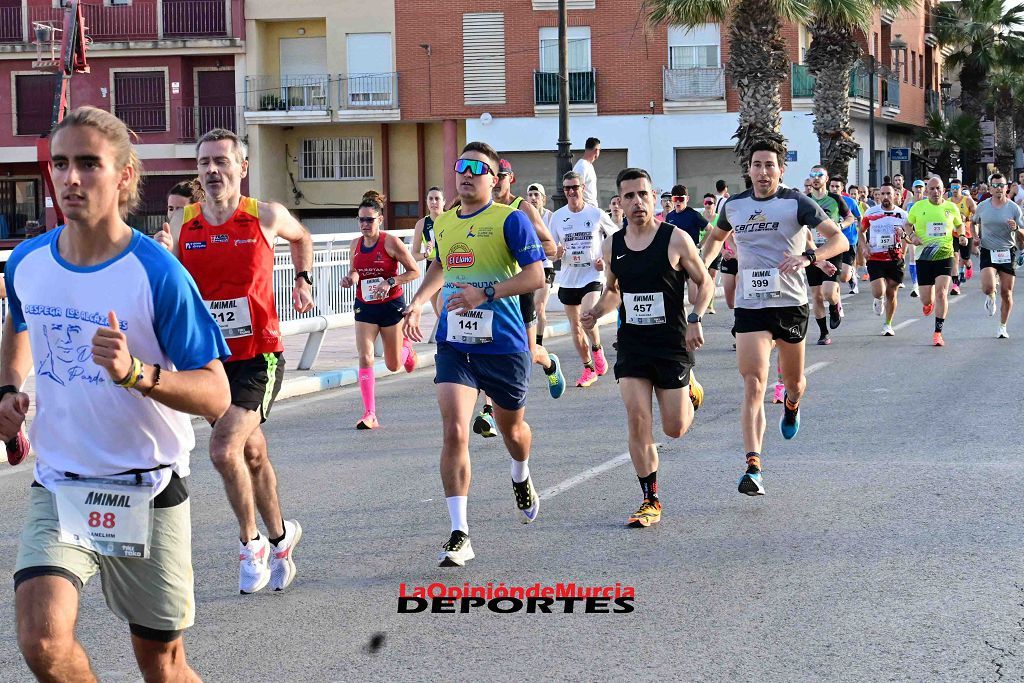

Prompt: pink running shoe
xmin=576 ymin=367 xmax=598 ymax=387
xmin=356 ymin=412 xmax=379 ymax=430
xmin=593 ymin=348 xmax=608 ymax=376
xmin=6 ymin=430 xmax=29 ymax=466
xmin=772 ymin=382 xmax=785 ymax=404
xmin=402 ymin=338 xmax=418 ymax=373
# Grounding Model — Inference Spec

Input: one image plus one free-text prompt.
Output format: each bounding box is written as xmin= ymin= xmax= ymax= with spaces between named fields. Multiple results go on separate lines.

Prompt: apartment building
xmin=0 ymin=0 xmax=245 ymax=239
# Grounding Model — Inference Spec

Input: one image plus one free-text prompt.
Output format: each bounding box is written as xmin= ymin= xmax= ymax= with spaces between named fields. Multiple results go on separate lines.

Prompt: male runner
xmin=974 ymin=172 xmax=1022 ymax=338
xmin=714 ymin=179 xmax=730 ymax=214
xmin=949 ymin=178 xmax=977 ymax=292
xmin=581 ymin=167 xmax=711 ymax=527
xmin=166 ymin=179 xmax=202 ymax=222
xmin=1013 ymin=171 xmax=1024 ymax=207
xmin=904 ymin=179 xmax=926 ymax=297
xmin=609 ymin=194 xmax=625 ymax=228
xmin=807 ymin=165 xmax=853 ymax=344
xmin=860 ymin=183 xmax=907 ymax=335
xmin=892 ymin=173 xmax=910 ymax=208
xmin=550 ymin=170 xmax=618 ymax=386
xmin=702 ymin=141 xmax=846 ymax=495
xmin=526 ymin=182 xmax=556 ymax=345
xmin=904 ymin=177 xmax=963 ymax=347
xmin=573 ymin=137 xmax=601 ymax=207
xmin=829 ymin=176 xmax=861 ymax=293
xmin=4 ymin=106 xmax=230 ymax=682
xmin=403 ymin=141 xmax=546 ymax=567
xmin=166 ymin=128 xmax=312 ymax=593
xmin=664 ymin=185 xmax=710 ymax=310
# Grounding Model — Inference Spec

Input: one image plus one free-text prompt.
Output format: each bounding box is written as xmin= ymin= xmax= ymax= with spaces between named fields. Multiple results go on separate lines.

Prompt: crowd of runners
xmin=0 ymin=107 xmax=1020 ymax=680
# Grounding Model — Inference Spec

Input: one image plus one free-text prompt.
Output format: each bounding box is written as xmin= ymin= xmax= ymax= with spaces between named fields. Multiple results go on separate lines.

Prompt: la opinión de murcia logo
xmin=398 ymin=582 xmax=635 ymax=614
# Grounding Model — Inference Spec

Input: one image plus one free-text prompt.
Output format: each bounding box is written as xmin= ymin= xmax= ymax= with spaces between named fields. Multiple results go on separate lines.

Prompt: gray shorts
xmin=14 ymin=483 xmax=194 ymax=638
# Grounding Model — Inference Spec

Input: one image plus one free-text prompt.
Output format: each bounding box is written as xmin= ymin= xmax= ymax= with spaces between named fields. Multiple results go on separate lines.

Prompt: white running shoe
xmin=438 ymin=530 xmax=475 ymax=567
xmin=873 ymin=298 xmax=883 ymax=316
xmin=998 ymin=325 xmax=1009 ymax=339
xmin=986 ymin=294 xmax=996 ymax=317
xmin=269 ymin=520 xmax=303 ymax=591
xmin=881 ymin=324 xmax=895 ymax=336
xmin=239 ymin=535 xmax=271 ymax=594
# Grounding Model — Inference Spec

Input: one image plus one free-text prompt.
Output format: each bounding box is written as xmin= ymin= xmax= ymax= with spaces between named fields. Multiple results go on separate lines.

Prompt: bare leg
xmin=242 ymin=426 xmax=284 ymax=540
xmin=132 ymin=634 xmax=202 ymax=683
xmin=736 ymin=331 xmax=773 ymax=454
xmin=16 ymin=576 xmax=96 ymax=683
xmin=437 ymin=382 xmax=478 ymax=496
xmin=999 ymin=271 xmax=1015 ymax=324
xmin=208 ymin=406 xmax=262 ymax=542
xmin=619 ymin=377 xmax=658 ymax=477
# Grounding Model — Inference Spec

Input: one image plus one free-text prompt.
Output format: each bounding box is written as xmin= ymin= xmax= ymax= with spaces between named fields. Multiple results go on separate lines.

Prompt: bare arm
xmin=519 ymin=201 xmax=557 ymax=259
xmin=701 ymin=226 xmax=729 ymax=267
xmin=135 ymin=360 xmax=230 ymax=421
xmin=673 ymin=229 xmax=713 ymax=319
xmin=260 ymin=201 xmax=314 ymax=313
xmin=582 ymin=235 xmax=620 ymax=329
xmin=0 ymin=319 xmax=34 ymax=441
xmin=384 ymin=233 xmax=421 ymax=286
xmin=411 ymin=217 xmax=429 ymax=262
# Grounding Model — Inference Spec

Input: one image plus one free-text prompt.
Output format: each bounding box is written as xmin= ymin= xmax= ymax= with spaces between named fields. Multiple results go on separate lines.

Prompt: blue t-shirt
xmin=664 ymin=207 xmax=708 ymax=245
xmin=841 ymin=194 xmax=861 ymax=245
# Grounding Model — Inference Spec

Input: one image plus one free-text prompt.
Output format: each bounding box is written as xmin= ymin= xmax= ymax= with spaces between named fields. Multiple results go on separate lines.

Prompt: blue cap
xmin=912 ymin=180 xmax=925 ymax=188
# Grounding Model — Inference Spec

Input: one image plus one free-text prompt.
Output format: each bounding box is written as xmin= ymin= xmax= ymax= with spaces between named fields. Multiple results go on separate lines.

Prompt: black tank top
xmin=422 ymin=215 xmax=435 ymax=263
xmin=611 ymin=222 xmax=691 ymax=362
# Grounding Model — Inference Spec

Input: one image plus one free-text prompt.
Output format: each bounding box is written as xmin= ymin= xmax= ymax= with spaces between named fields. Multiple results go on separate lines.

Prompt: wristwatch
xmin=0 ymin=385 xmax=17 ymax=400
xmin=804 ymin=249 xmax=817 ymax=265
xmin=484 ymin=285 xmax=496 ymax=303
xmin=687 ymin=312 xmax=701 ymax=325
xmin=294 ymin=271 xmax=313 ymax=285
xmin=386 ymin=277 xmax=396 ymax=287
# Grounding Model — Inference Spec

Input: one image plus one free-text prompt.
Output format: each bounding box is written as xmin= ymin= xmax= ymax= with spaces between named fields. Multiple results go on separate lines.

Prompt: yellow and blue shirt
xmin=433 ymin=201 xmax=544 ymax=354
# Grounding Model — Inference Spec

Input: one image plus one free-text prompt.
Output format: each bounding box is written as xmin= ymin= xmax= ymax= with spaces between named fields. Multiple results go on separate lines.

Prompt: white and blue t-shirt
xmin=6 ymin=227 xmax=230 ymax=493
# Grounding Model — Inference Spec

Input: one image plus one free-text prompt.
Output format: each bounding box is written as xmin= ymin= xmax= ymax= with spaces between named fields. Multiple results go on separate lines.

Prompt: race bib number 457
xmin=624 ymin=292 xmax=666 ymax=325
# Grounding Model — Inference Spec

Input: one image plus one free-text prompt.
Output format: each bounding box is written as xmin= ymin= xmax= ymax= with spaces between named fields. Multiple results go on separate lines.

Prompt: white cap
xmin=527 ymin=183 xmax=546 ymax=195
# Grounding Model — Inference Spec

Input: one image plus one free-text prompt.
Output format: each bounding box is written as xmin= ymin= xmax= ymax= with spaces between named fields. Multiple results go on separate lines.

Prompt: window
xmin=919 ymin=55 xmax=924 ymax=88
xmin=668 ymin=24 xmax=720 ymax=69
xmin=112 ymin=70 xmax=166 ymax=132
xmin=300 ymin=137 xmax=374 ymax=181
xmin=910 ymin=50 xmax=916 ymax=85
xmin=463 ymin=13 xmax=505 ymax=105
xmin=539 ymin=26 xmax=590 ymax=72
xmin=14 ymin=74 xmax=55 ymax=136
xmin=345 ymin=33 xmax=395 ymax=106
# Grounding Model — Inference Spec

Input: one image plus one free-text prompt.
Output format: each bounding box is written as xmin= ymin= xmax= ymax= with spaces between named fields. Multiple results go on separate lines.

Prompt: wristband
xmin=116 ymin=357 xmax=144 ymax=390
xmin=140 ymin=364 xmax=161 ymax=397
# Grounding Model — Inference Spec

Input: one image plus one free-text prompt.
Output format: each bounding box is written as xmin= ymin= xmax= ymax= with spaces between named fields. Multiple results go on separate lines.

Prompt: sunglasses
xmin=563 ymin=185 xmax=581 ymax=193
xmin=454 ymin=159 xmax=494 ymax=176
xmin=672 ymin=195 xmax=687 ymax=202
xmin=357 ymin=216 xmax=377 ymax=224
xmin=808 ymin=171 xmax=826 ymax=178
xmin=992 ymin=182 xmax=1007 ymax=188
xmin=703 ymin=200 xmax=714 ymax=206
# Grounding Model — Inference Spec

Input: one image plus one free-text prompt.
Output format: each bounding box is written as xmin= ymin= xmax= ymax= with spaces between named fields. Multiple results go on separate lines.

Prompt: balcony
xmin=337 ymin=73 xmax=400 ymax=122
xmin=926 ymin=88 xmax=941 ymax=115
xmin=663 ymin=67 xmax=726 ymax=112
xmin=0 ymin=5 xmax=22 ymax=43
xmin=29 ymin=2 xmax=158 ymax=42
xmin=533 ymin=70 xmax=596 ymax=111
xmin=791 ymin=63 xmax=815 ymax=99
xmin=244 ymin=73 xmax=401 ymax=125
xmin=163 ymin=0 xmax=227 ymax=38
xmin=881 ymin=76 xmax=900 ymax=116
xmin=176 ymin=105 xmax=242 ymax=142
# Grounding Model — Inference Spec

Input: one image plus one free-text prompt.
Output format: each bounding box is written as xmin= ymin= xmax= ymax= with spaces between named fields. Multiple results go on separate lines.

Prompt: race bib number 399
xmin=743 ymin=268 xmax=781 ymax=300
xmin=447 ymin=309 xmax=494 ymax=344
xmin=54 ymin=478 xmax=155 ymax=558
xmin=624 ymin=292 xmax=666 ymax=325
xmin=205 ymin=297 xmax=253 ymax=339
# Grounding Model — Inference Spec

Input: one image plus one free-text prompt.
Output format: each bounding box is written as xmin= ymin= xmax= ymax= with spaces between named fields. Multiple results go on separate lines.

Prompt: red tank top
xmin=177 ymin=197 xmax=283 ymax=361
xmin=351 ymin=231 xmax=402 ymax=304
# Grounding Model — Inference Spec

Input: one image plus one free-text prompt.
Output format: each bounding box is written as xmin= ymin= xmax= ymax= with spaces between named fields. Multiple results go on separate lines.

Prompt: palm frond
xmin=809 ymin=0 xmax=874 ymax=30
xmin=643 ymin=0 xmax=730 ymax=27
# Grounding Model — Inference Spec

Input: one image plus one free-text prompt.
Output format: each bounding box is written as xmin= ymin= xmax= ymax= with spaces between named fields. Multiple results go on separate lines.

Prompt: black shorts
xmin=224 ymin=352 xmax=285 ymax=422
xmin=353 ymin=297 xmax=406 ymax=327
xmin=957 ymin=240 xmax=972 ymax=260
xmin=544 ymin=267 xmax=556 ymax=286
xmin=980 ymin=247 xmax=1017 ymax=276
xmin=916 ymin=258 xmax=954 ymax=287
xmin=841 ymin=245 xmax=857 ymax=266
xmin=614 ymin=353 xmax=693 ymax=390
xmin=806 ymin=255 xmax=842 ymax=287
xmin=733 ymin=305 xmax=809 ymax=344
xmin=708 ymin=253 xmax=723 ymax=271
xmin=867 ymin=259 xmax=905 ymax=283
xmin=557 ymin=280 xmax=603 ymax=306
xmin=519 ymin=293 xmax=538 ymax=327
xmin=719 ymin=257 xmax=738 ymax=276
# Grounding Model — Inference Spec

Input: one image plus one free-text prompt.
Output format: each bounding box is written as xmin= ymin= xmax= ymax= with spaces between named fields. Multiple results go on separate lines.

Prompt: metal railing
xmin=849 ymin=70 xmax=871 ymax=100
xmin=0 ymin=5 xmax=23 ymax=43
xmin=245 ymin=75 xmax=332 ymax=112
xmin=534 ymin=70 xmax=597 ymax=105
xmin=339 ymin=73 xmax=399 ymax=109
xmin=113 ymin=104 xmax=167 ymax=133
xmin=162 ymin=0 xmax=227 ymax=38
xmin=883 ymin=76 xmax=900 ymax=108
xmin=663 ymin=66 xmax=725 ymax=100
xmin=29 ymin=2 xmax=158 ymax=42
xmin=176 ymin=105 xmax=242 ymax=142
xmin=926 ymin=88 xmax=940 ymax=114
xmin=791 ymin=64 xmax=814 ymax=98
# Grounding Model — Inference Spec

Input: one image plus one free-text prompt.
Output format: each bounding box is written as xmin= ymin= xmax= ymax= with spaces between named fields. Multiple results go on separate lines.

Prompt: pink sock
xmin=401 ymin=338 xmax=411 ymax=366
xmin=358 ymin=368 xmax=376 ymax=415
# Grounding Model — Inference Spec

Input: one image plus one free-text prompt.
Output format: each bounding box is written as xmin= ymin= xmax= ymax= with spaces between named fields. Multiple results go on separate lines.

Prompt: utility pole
xmin=552 ymin=0 xmax=572 ymax=209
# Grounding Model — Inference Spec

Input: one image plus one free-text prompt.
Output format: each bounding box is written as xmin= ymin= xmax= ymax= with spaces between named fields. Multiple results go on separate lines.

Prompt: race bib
xmin=568 ymin=249 xmax=592 ymax=268
xmin=926 ymin=221 xmax=949 ymax=238
xmin=446 ymin=309 xmax=494 ymax=344
xmin=871 ymin=230 xmax=895 ymax=250
xmin=814 ymin=230 xmax=827 ymax=246
xmin=360 ymin=277 xmax=387 ymax=301
xmin=54 ymin=477 xmax=156 ymax=559
xmin=743 ymin=268 xmax=781 ymax=300
xmin=624 ymin=292 xmax=666 ymax=325
xmin=205 ymin=298 xmax=252 ymax=339
xmin=991 ymin=249 xmax=1012 ymax=264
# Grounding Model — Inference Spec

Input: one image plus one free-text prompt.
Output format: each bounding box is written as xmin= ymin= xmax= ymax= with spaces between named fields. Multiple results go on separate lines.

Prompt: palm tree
xmin=916 ymin=111 xmax=981 ymax=181
xmin=935 ymin=0 xmax=1024 ymax=181
xmin=646 ymin=0 xmax=810 ymax=170
xmin=988 ymin=69 xmax=1020 ymax=174
xmin=803 ymin=0 xmax=913 ymax=178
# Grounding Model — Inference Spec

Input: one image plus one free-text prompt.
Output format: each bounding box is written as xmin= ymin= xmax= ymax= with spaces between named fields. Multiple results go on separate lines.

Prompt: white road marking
xmin=539 ymin=450 xmax=635 ymax=500
xmin=893 ymin=318 xmax=918 ymax=331
xmin=805 ymin=361 xmax=831 ymax=375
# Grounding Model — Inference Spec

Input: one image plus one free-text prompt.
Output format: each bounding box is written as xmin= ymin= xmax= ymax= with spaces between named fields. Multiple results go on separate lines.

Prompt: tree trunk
xmin=805 ymin=22 xmax=862 ymax=179
xmin=958 ymin=62 xmax=988 ymax=182
xmin=995 ymin=88 xmax=1015 ymax=175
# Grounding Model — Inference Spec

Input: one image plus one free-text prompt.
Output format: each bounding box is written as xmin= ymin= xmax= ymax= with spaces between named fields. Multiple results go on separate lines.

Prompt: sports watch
xmin=804 ymin=249 xmax=817 ymax=265
xmin=294 ymin=271 xmax=313 ymax=285
xmin=484 ymin=285 xmax=496 ymax=303
xmin=687 ymin=312 xmax=702 ymax=325
xmin=386 ymin=277 xmax=396 ymax=287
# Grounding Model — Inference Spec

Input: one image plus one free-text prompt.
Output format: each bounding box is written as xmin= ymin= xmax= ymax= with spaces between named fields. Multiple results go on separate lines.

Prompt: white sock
xmin=511 ymin=458 xmax=530 ymax=484
xmin=446 ymin=496 xmax=468 ymax=534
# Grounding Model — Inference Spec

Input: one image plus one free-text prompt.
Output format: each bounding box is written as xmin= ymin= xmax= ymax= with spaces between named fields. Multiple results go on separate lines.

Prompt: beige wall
xmin=388 ymin=124 xmax=419 ymax=202
xmin=251 ymin=20 xmax=327 ymax=76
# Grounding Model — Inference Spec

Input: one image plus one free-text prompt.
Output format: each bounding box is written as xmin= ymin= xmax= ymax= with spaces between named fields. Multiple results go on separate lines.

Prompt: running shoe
xmin=817 ymin=335 xmax=832 ymax=346
xmin=707 ymin=301 xmax=716 ymax=315
xmin=828 ymin=302 xmax=843 ymax=329
xmin=473 ymin=411 xmax=498 ymax=438
xmin=239 ymin=535 xmax=271 ymax=594
xmin=860 ymin=272 xmax=870 ymax=282
xmin=985 ymin=294 xmax=996 ymax=317
xmin=965 ymin=263 xmax=974 ymax=280
xmin=772 ymin=382 xmax=785 ymax=404
xmin=738 ymin=462 xmax=765 ymax=497
xmin=689 ymin=371 xmax=704 ymax=411
xmin=545 ymin=353 xmax=566 ymax=399
xmin=593 ymin=348 xmax=608 ymax=376
xmin=873 ymin=298 xmax=883 ymax=316
xmin=626 ymin=498 xmax=662 ymax=528
xmin=438 ymin=530 xmax=474 ymax=567
xmin=402 ymin=338 xmax=418 ymax=373
xmin=6 ymin=430 xmax=30 ymax=467
xmin=269 ymin=520 xmax=303 ymax=591
xmin=881 ymin=324 xmax=895 ymax=336
xmin=779 ymin=392 xmax=800 ymax=440
xmin=850 ymin=279 xmax=859 ymax=294
xmin=910 ymin=286 xmax=920 ymax=298
xmin=576 ymin=367 xmax=598 ymax=387
xmin=356 ymin=412 xmax=379 ymax=430
xmin=512 ymin=475 xmax=540 ymax=524
xmin=950 ymin=282 xmax=960 ymax=296
xmin=922 ymin=303 xmax=934 ymax=317
xmin=998 ymin=325 xmax=1009 ymax=339
xmin=932 ymin=332 xmax=944 ymax=347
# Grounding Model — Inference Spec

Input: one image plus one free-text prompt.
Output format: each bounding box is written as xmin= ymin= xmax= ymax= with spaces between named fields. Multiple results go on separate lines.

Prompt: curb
xmin=276 ymin=286 xmax=725 ymax=401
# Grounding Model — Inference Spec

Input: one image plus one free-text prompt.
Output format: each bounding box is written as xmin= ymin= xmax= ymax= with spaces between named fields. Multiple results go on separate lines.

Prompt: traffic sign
xmin=889 ymin=148 xmax=910 ymax=162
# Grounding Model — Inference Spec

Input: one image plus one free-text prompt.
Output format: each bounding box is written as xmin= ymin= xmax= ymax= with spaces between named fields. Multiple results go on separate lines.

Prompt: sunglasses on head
xmin=454 ymin=159 xmax=494 ymax=176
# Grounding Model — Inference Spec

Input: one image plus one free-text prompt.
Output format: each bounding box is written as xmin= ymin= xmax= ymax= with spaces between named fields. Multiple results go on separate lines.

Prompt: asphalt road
xmin=0 ymin=282 xmax=1021 ymax=682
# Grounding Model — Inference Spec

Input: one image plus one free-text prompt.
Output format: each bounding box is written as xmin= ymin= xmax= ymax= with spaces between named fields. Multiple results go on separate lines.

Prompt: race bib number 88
xmin=54 ymin=477 xmax=156 ymax=559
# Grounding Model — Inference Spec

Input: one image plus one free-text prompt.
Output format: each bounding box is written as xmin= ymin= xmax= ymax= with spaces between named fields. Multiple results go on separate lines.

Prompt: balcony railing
xmin=849 ymin=70 xmax=871 ymax=100
xmin=30 ymin=2 xmax=158 ymax=42
xmin=177 ymin=105 xmax=241 ymax=141
xmin=23 ymin=1 xmax=235 ymax=43
xmin=114 ymin=104 xmax=167 ymax=133
xmin=163 ymin=0 xmax=227 ymax=38
xmin=245 ymin=75 xmax=331 ymax=112
xmin=534 ymin=70 xmax=596 ymax=106
xmin=882 ymin=76 xmax=900 ymax=108
xmin=791 ymin=64 xmax=875 ymax=101
xmin=0 ymin=5 xmax=23 ymax=43
xmin=926 ymin=88 xmax=940 ymax=114
xmin=339 ymin=73 xmax=399 ymax=109
xmin=663 ymin=66 xmax=725 ymax=101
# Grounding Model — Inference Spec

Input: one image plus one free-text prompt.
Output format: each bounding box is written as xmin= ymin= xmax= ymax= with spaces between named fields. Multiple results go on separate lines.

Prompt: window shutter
xmin=463 ymin=13 xmax=505 ymax=105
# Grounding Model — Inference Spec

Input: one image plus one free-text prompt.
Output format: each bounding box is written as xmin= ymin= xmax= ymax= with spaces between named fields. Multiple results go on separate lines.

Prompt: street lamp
xmin=865 ymin=35 xmax=907 ymax=186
